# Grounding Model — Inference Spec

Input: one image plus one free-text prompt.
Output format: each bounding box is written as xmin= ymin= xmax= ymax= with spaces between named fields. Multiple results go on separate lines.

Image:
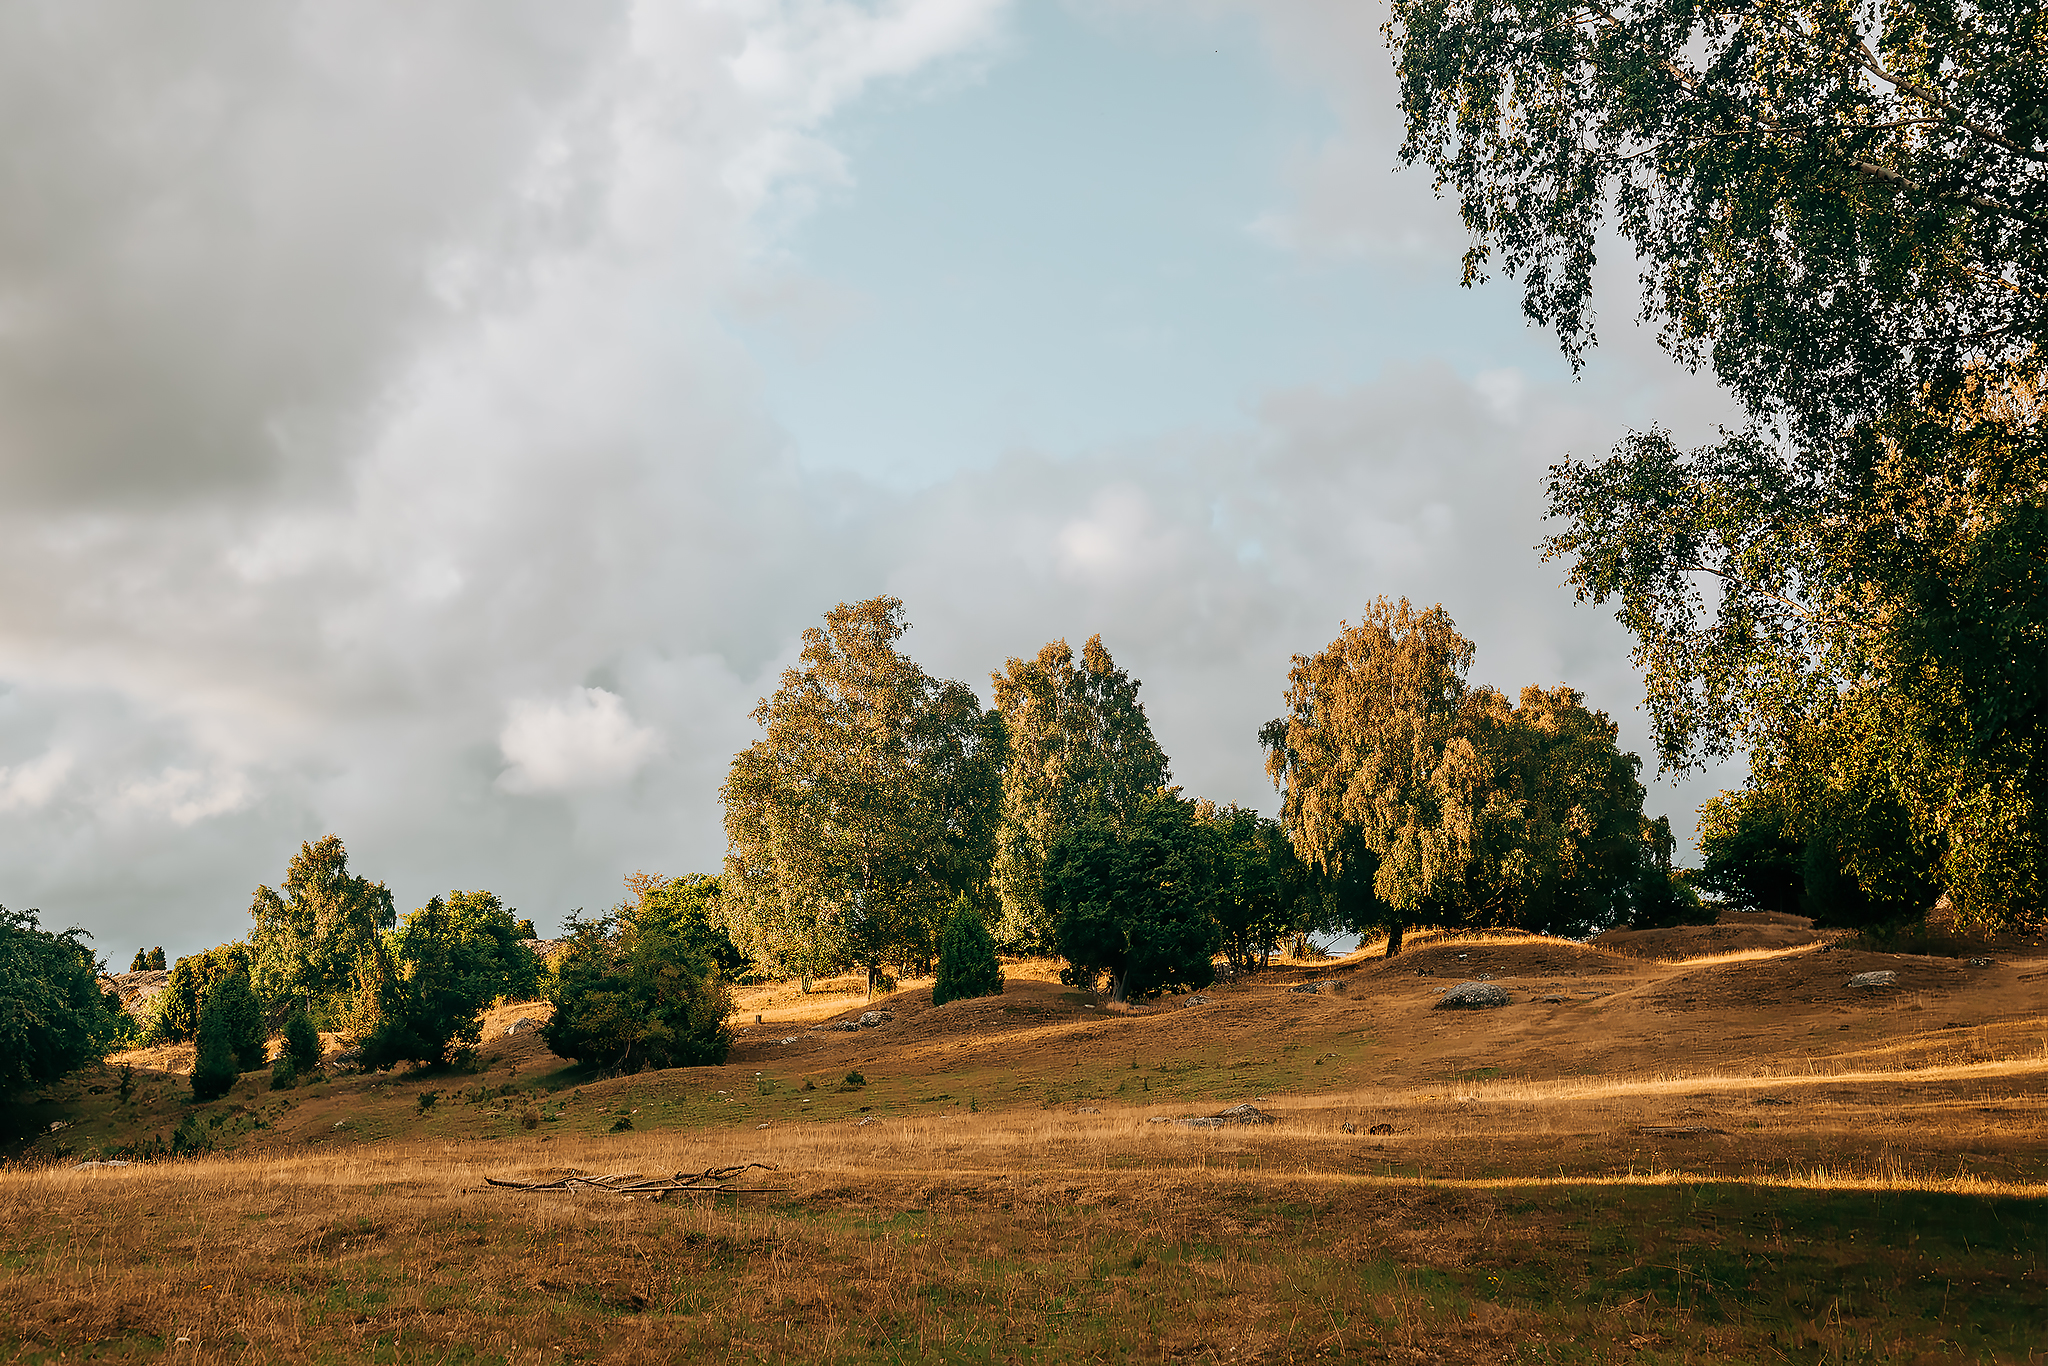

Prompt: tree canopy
xmin=991 ymin=636 xmax=1171 ymax=950
xmin=1264 ymin=600 xmax=1655 ymax=946
xmin=0 ymin=905 xmax=123 ymax=1098
xmin=723 ymin=597 xmax=1004 ymax=990
xmin=357 ymin=891 xmax=540 ymax=1070
xmin=542 ymin=900 xmax=733 ymax=1073
xmin=1045 ymin=791 xmax=1224 ymax=1002
xmin=248 ymin=835 xmax=396 ymax=1014
xmin=1388 ymin=0 xmax=2048 ymax=438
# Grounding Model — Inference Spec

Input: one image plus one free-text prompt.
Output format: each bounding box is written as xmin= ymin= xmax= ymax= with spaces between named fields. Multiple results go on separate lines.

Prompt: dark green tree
xmin=1046 ymin=792 xmax=1223 ymax=1003
xmin=723 ymin=598 xmax=1004 ymax=992
xmin=129 ymin=949 xmax=148 ymax=972
xmin=932 ymin=896 xmax=1004 ymax=1006
xmin=357 ymin=892 xmax=538 ymax=1070
xmin=542 ymin=901 xmax=733 ymax=1073
xmin=147 ymin=944 xmax=257 ymax=1045
xmin=630 ymin=874 xmax=750 ymax=980
xmin=190 ymin=985 xmax=240 ymax=1102
xmin=205 ymin=966 xmax=268 ymax=1074
xmin=281 ymin=1004 xmax=322 ymax=1073
xmin=147 ymin=946 xmax=165 ymax=971
xmin=0 ymin=906 xmax=124 ymax=1099
xmin=1195 ymin=802 xmax=1299 ymax=974
xmin=1695 ymin=789 xmax=1807 ymax=916
xmin=991 ymin=635 xmax=1172 ymax=950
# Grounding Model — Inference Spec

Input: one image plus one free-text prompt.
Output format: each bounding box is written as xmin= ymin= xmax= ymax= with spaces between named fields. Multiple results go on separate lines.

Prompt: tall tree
xmin=1265 ymin=602 xmax=1655 ymax=947
xmin=723 ymin=598 xmax=1004 ymax=991
xmin=1193 ymin=802 xmax=1301 ymax=974
xmin=991 ymin=635 xmax=1171 ymax=950
xmin=247 ymin=836 xmax=396 ymax=1015
xmin=1388 ymin=0 xmax=2048 ymax=930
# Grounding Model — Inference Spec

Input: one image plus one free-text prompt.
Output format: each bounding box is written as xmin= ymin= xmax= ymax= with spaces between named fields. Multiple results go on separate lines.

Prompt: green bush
xmin=357 ymin=891 xmax=537 ymax=1071
xmin=270 ymin=1058 xmax=298 ymax=1091
xmin=0 ymin=905 xmax=125 ymax=1098
xmin=542 ymin=904 xmax=733 ymax=1073
xmin=148 ymin=944 xmax=255 ymax=1046
xmin=190 ymin=989 xmax=240 ymax=1101
xmin=281 ymin=1005 xmax=321 ymax=1072
xmin=932 ymin=898 xmax=1003 ymax=1006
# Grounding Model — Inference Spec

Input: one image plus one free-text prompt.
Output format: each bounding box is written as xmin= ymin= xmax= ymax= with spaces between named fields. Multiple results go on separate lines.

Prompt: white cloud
xmin=498 ymin=688 xmax=661 ymax=794
xmin=0 ymin=747 xmax=73 ymax=812
xmin=117 ymin=766 xmax=251 ymax=826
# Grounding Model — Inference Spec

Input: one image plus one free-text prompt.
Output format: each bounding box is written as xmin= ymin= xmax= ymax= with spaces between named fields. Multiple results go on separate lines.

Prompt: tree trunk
xmin=1385 ymin=919 xmax=1405 ymax=957
xmin=1108 ymin=968 xmax=1128 ymax=1004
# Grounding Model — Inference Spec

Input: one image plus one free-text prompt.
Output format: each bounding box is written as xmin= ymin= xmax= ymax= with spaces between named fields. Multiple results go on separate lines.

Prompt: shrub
xmin=270 ymin=1058 xmax=297 ymax=1091
xmin=932 ymin=899 xmax=1003 ymax=1006
xmin=281 ymin=1005 xmax=321 ymax=1073
xmin=147 ymin=946 xmax=166 ymax=971
xmin=129 ymin=949 xmax=148 ymax=972
xmin=0 ymin=906 xmax=125 ymax=1099
xmin=844 ymin=1070 xmax=866 ymax=1087
xmin=190 ymin=993 xmax=240 ymax=1101
xmin=542 ymin=904 xmax=733 ymax=1073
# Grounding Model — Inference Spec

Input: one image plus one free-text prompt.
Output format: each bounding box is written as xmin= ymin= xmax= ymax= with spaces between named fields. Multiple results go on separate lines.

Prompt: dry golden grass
xmin=9 ymin=919 xmax=2047 ymax=1363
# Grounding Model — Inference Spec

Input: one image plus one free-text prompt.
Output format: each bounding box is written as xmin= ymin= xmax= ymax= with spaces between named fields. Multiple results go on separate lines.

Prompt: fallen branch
xmin=483 ymin=1162 xmax=785 ymax=1201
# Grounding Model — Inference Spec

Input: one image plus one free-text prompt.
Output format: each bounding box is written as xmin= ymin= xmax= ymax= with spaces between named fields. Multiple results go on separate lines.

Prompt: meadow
xmin=4 ymin=918 xmax=2045 ymax=1364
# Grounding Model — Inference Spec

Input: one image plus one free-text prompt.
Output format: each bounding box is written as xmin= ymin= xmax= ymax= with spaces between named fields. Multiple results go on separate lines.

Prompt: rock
xmin=756 ymin=1123 xmax=770 ymax=1130
xmin=1848 ymin=970 xmax=1899 ymax=989
xmin=1434 ymin=981 xmax=1510 ymax=1010
xmin=70 ymin=1160 xmax=130 ymax=1169
xmin=1182 ymin=994 xmax=1211 ymax=1006
xmin=504 ymin=1017 xmax=541 ymax=1036
xmin=1177 ymin=1103 xmax=1273 ymax=1128
xmin=856 ymin=1115 xmax=876 ymax=1127
xmin=1368 ymin=1123 xmax=1395 ymax=1136
xmin=1288 ymin=982 xmax=1321 ymax=995
xmin=1538 ymin=995 xmax=1565 ymax=1004
xmin=857 ymin=1010 xmax=893 ymax=1028
xmin=811 ymin=1021 xmax=861 ymax=1033
xmin=776 ymin=1036 xmax=800 ymax=1045
xmin=1340 ymin=1122 xmax=1357 ymax=1134
xmin=1076 ymin=1107 xmax=1099 ymax=1114
xmin=1969 ymin=958 xmax=1993 ymax=968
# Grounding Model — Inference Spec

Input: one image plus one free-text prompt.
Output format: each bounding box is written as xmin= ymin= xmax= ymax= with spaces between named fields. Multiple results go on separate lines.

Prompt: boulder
xmin=857 ymin=1010 xmax=893 ymax=1028
xmin=1287 ymin=982 xmax=1322 ymax=995
xmin=1434 ymin=981 xmax=1510 ymax=1010
xmin=504 ymin=1017 xmax=541 ymax=1036
xmin=1848 ymin=970 xmax=1899 ymax=989
xmin=811 ymin=1020 xmax=862 ymax=1033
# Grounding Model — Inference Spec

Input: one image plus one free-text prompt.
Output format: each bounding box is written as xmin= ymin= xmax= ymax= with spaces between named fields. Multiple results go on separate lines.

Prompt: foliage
xmin=1390 ymin=0 xmax=2048 ymax=932
xmin=281 ymin=1004 xmax=322 ymax=1073
xmin=129 ymin=949 xmax=147 ymax=972
xmin=1264 ymin=599 xmax=1655 ymax=947
xmin=0 ymin=905 xmax=124 ymax=1098
xmin=1697 ymin=788 xmax=1805 ymax=915
xmin=1387 ymin=0 xmax=2048 ymax=441
xmin=1628 ymin=816 xmax=1713 ymax=929
xmin=270 ymin=1057 xmax=297 ymax=1091
xmin=1194 ymin=802 xmax=1303 ymax=974
xmin=247 ymin=835 xmax=396 ymax=1015
xmin=148 ymin=944 xmax=258 ymax=1046
xmin=932 ymin=896 xmax=1004 ymax=1006
xmin=147 ymin=946 xmax=165 ymax=971
xmin=542 ymin=900 xmax=734 ymax=1073
xmin=723 ymin=597 xmax=1004 ymax=990
xmin=628 ymin=874 xmax=749 ymax=980
xmin=1045 ymin=792 xmax=1223 ymax=1002
xmin=207 ymin=966 xmax=269 ymax=1074
xmin=991 ymin=635 xmax=1171 ymax=950
xmin=190 ymin=987 xmax=240 ymax=1102
xmin=357 ymin=891 xmax=537 ymax=1070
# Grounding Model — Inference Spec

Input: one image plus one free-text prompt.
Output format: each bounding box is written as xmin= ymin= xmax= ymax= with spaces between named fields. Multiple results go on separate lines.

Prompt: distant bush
xmin=129 ymin=949 xmax=148 ymax=972
xmin=147 ymin=946 xmax=166 ymax=971
xmin=148 ymin=944 xmax=255 ymax=1046
xmin=270 ymin=1058 xmax=297 ymax=1091
xmin=932 ymin=898 xmax=1003 ymax=1006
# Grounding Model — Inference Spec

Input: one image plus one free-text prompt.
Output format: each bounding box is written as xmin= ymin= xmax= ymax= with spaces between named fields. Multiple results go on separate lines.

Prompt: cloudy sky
xmin=0 ymin=0 xmax=1745 ymax=960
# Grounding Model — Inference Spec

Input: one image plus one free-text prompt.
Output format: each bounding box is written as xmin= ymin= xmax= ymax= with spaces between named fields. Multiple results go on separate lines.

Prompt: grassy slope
xmin=3 ymin=923 xmax=2045 ymax=1364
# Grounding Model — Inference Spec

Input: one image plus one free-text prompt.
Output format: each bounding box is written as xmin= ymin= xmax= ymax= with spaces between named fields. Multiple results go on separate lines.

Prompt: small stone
xmin=1434 ymin=981 xmax=1510 ymax=1010
xmin=1183 ymin=994 xmax=1211 ymax=1006
xmin=1968 ymin=958 xmax=1993 ymax=968
xmin=857 ymin=1010 xmax=893 ymax=1028
xmin=1848 ymin=970 xmax=1899 ymax=989
xmin=1288 ymin=982 xmax=1321 ymax=994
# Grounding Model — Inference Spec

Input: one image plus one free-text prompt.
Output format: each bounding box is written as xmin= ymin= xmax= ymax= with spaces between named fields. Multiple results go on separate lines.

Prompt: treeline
xmin=713 ymin=595 xmax=1692 ymax=1000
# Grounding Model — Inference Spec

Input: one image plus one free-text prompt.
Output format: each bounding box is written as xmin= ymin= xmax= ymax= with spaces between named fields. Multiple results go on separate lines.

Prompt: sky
xmin=0 ymin=0 xmax=1747 ymax=962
